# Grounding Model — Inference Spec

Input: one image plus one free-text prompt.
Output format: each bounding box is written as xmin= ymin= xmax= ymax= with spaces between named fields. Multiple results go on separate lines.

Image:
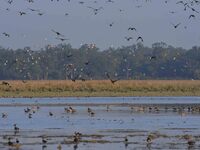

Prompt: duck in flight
xmin=56 ymin=37 xmax=69 ymax=41
xmin=171 ymin=22 xmax=181 ymax=28
xmin=2 ymin=32 xmax=10 ymax=37
xmin=125 ymin=36 xmax=133 ymax=41
xmin=28 ymin=8 xmax=40 ymax=12
xmin=128 ymin=27 xmax=136 ymax=31
xmin=51 ymin=29 xmax=65 ymax=37
xmin=19 ymin=11 xmax=26 ymax=16
xmin=109 ymin=22 xmax=114 ymax=27
xmin=105 ymin=72 xmax=120 ymax=84
xmin=189 ymin=14 xmax=195 ymax=19
xmin=136 ymin=36 xmax=143 ymax=42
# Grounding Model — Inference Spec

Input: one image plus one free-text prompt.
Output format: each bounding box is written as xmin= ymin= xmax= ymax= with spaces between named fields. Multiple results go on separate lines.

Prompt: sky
xmin=0 ymin=0 xmax=199 ymax=50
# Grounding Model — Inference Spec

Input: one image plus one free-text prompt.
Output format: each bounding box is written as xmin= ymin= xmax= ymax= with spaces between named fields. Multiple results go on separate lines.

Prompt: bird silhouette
xmin=7 ymin=0 xmax=13 ymax=4
xmin=150 ymin=56 xmax=156 ymax=60
xmin=105 ymin=72 xmax=120 ymax=84
xmin=109 ymin=22 xmax=114 ymax=27
xmin=2 ymin=32 xmax=10 ymax=37
xmin=56 ymin=37 xmax=69 ymax=41
xmin=84 ymin=60 xmax=89 ymax=65
xmin=28 ymin=8 xmax=40 ymax=12
xmin=19 ymin=11 xmax=26 ymax=16
xmin=49 ymin=111 xmax=53 ymax=116
xmin=8 ymin=137 xmax=13 ymax=146
xmin=176 ymin=1 xmax=184 ymax=5
xmin=136 ymin=36 xmax=143 ymax=42
xmin=38 ymin=12 xmax=44 ymax=16
xmin=125 ymin=36 xmax=133 ymax=41
xmin=171 ymin=23 xmax=181 ymax=28
xmin=87 ymin=107 xmax=92 ymax=113
xmin=65 ymin=13 xmax=69 ymax=16
xmin=13 ymin=124 xmax=19 ymax=131
xmin=189 ymin=14 xmax=195 ymax=19
xmin=2 ymin=81 xmax=10 ymax=86
xmin=2 ymin=113 xmax=8 ymax=118
xmin=42 ymin=137 xmax=47 ymax=144
xmin=51 ymin=29 xmax=65 ymax=37
xmin=128 ymin=27 xmax=136 ymax=31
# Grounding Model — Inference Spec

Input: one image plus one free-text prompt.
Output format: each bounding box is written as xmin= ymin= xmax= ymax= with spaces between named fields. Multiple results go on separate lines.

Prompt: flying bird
xmin=55 ymin=37 xmax=69 ymax=41
xmin=19 ymin=11 xmax=26 ymax=16
xmin=171 ymin=23 xmax=181 ymax=28
xmin=150 ymin=56 xmax=156 ymax=60
xmin=109 ymin=22 xmax=114 ymax=27
xmin=176 ymin=1 xmax=184 ymax=5
xmin=2 ymin=32 xmax=10 ymax=37
xmin=189 ymin=14 xmax=195 ymax=19
xmin=7 ymin=0 xmax=13 ymax=4
xmin=105 ymin=72 xmax=120 ymax=84
xmin=136 ymin=36 xmax=143 ymax=42
xmin=28 ymin=8 xmax=40 ymax=12
xmin=128 ymin=27 xmax=137 ymax=31
xmin=125 ymin=36 xmax=133 ymax=41
xmin=38 ymin=12 xmax=44 ymax=16
xmin=51 ymin=29 xmax=65 ymax=37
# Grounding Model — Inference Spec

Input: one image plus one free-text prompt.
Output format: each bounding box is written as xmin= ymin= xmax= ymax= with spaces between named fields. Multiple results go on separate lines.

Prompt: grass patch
xmin=0 ymin=80 xmax=200 ymax=97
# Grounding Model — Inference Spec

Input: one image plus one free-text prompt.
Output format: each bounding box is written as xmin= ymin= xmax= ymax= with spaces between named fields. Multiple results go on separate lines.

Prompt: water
xmin=0 ymin=97 xmax=200 ymax=150
xmin=1 ymin=96 xmax=200 ymax=105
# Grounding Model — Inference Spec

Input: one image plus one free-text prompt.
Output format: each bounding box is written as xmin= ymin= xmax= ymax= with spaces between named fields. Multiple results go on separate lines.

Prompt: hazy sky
xmin=0 ymin=0 xmax=199 ymax=50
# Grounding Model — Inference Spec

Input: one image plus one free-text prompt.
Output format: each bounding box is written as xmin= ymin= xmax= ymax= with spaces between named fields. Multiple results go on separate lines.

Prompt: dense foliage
xmin=0 ymin=42 xmax=199 ymax=80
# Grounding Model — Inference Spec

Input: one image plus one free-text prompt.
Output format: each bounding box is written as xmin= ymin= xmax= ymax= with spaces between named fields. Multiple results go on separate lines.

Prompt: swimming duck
xmin=13 ymin=124 xmax=19 ymax=131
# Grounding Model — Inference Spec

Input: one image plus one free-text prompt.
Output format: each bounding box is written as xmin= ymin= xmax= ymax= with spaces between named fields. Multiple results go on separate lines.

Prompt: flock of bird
xmin=0 ymin=0 xmax=199 ymax=81
xmin=0 ymin=0 xmax=199 ymax=49
xmin=1 ymin=103 xmax=200 ymax=149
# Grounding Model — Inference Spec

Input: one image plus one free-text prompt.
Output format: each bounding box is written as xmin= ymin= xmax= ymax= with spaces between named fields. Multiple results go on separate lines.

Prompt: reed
xmin=0 ymin=80 xmax=200 ymax=97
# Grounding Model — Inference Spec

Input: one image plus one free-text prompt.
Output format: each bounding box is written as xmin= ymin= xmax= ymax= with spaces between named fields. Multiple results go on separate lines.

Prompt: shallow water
xmin=0 ymin=97 xmax=200 ymax=150
xmin=1 ymin=96 xmax=200 ymax=104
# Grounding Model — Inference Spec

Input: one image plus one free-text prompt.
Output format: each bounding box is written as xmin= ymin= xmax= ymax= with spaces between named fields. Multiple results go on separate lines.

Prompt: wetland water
xmin=0 ymin=97 xmax=200 ymax=150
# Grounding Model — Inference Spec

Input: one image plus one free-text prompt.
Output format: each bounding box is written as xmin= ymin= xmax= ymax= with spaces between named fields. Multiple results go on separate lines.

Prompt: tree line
xmin=0 ymin=42 xmax=199 ymax=80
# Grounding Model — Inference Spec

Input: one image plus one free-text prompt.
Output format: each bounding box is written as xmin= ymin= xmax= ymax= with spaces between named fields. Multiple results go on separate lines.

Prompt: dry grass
xmin=0 ymin=80 xmax=200 ymax=97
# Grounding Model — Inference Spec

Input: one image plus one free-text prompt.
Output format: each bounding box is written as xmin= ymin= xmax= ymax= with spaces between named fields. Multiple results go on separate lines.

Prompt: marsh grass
xmin=0 ymin=80 xmax=200 ymax=97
